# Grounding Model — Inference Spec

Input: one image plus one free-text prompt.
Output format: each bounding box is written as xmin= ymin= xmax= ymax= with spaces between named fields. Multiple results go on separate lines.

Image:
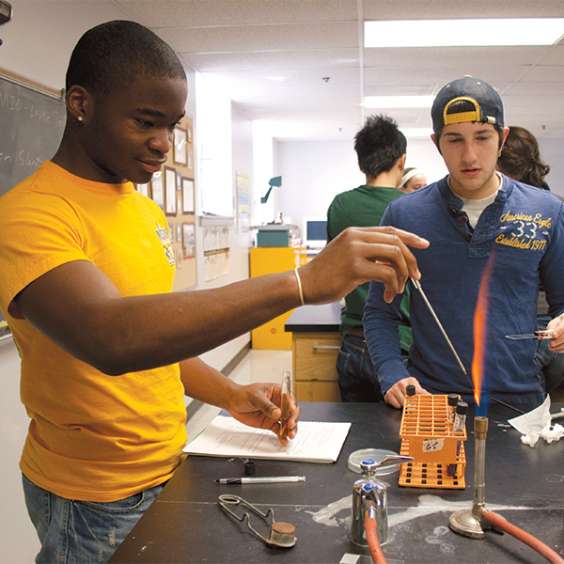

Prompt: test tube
xmin=280 ymin=370 xmax=292 ymax=437
xmin=447 ymin=401 xmax=468 ymax=477
xmin=447 ymin=394 xmax=459 ymax=426
xmin=453 ymin=401 xmax=468 ymax=433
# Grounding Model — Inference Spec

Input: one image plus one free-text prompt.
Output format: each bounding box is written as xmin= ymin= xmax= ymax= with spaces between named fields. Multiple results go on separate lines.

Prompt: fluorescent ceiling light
xmin=365 ymin=18 xmax=564 ymax=47
xmin=363 ymin=95 xmax=433 ymax=108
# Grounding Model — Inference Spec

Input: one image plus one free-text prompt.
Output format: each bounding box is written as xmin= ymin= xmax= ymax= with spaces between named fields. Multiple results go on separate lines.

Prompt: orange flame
xmin=471 ymin=254 xmax=495 ymax=406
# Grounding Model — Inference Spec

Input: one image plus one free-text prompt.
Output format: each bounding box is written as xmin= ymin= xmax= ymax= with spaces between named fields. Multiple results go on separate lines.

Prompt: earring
xmin=77 ymin=116 xmax=84 ymax=123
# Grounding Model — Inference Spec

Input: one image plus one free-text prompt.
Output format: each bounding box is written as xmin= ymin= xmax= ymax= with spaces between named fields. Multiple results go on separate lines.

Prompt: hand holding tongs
xmin=505 ymin=330 xmax=554 ymax=341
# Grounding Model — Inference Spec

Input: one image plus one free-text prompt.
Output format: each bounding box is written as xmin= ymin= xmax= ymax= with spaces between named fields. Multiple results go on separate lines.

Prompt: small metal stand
xmin=449 ymin=416 xmax=488 ymax=539
xmin=217 ymin=494 xmax=297 ymax=549
xmin=449 ymin=507 xmax=485 ymax=539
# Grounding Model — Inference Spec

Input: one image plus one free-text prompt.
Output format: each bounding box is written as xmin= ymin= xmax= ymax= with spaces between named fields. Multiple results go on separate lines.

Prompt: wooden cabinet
xmin=292 ymin=332 xmax=341 ymax=402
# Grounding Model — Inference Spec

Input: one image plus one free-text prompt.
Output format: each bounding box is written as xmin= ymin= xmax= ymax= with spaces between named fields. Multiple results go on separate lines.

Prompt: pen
xmin=216 ymin=476 xmax=306 ymax=485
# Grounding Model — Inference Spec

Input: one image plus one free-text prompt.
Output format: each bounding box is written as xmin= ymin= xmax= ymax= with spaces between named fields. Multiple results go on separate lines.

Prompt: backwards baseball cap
xmin=431 ymin=76 xmax=504 ymax=137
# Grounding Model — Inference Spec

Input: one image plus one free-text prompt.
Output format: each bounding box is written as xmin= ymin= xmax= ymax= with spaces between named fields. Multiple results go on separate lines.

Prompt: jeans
xmin=22 ymin=474 xmax=166 ymax=564
xmin=337 ymin=334 xmax=383 ymax=402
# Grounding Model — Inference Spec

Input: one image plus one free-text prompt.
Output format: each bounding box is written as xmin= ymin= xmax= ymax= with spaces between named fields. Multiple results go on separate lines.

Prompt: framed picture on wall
xmin=186 ymin=142 xmax=194 ymax=179
xmin=173 ymin=127 xmax=187 ymax=165
xmin=164 ymin=166 xmax=177 ymax=216
xmin=181 ymin=176 xmax=195 ymax=213
xmin=182 ymin=223 xmax=196 ymax=258
xmin=150 ymin=171 xmax=164 ymax=210
xmin=186 ymin=117 xmax=193 ymax=144
xmin=136 ymin=182 xmax=150 ymax=197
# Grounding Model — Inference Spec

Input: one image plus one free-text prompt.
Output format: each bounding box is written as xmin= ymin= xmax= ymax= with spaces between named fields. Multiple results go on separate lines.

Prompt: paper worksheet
xmin=184 ymin=415 xmax=351 ymax=463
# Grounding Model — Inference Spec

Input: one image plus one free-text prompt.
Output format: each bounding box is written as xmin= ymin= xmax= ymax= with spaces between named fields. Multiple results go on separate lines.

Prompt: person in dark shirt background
xmin=327 ymin=115 xmax=411 ymax=401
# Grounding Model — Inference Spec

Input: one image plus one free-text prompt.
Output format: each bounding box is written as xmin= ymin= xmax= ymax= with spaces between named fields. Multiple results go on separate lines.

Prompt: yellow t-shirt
xmin=0 ymin=161 xmax=187 ymax=502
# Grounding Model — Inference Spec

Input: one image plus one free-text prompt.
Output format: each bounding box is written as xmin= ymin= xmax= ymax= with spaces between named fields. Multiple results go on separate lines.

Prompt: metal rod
xmin=472 ymin=416 xmax=488 ymax=515
xmin=490 ymin=397 xmax=525 ymax=415
xmin=410 ymin=278 xmax=468 ymax=377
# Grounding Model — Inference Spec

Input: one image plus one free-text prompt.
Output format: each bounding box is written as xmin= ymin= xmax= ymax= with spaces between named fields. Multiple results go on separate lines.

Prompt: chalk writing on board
xmin=0 ymin=76 xmax=65 ymax=195
xmin=0 ymin=90 xmax=61 ymax=124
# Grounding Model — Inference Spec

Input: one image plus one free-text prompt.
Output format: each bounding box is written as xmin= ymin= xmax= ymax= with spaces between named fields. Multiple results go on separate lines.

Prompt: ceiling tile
xmin=116 ymin=0 xmax=357 ymax=28
xmin=180 ymin=48 xmax=359 ymax=73
xmin=160 ymin=21 xmax=358 ymax=53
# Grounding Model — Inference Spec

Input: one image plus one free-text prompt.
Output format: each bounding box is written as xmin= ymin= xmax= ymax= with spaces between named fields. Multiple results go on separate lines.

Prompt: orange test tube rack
xmin=398 ymin=394 xmax=467 ymax=489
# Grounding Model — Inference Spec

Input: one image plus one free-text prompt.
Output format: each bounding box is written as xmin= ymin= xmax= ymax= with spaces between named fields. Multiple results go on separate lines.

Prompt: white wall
xmin=252 ymin=120 xmax=278 ymax=225
xmin=276 ymin=140 xmax=361 ymax=231
xmin=197 ymin=102 xmax=254 ymax=370
xmin=539 ymin=137 xmax=564 ymax=197
xmin=0 ymin=1 xmax=130 ymax=89
xmin=276 ymin=137 xmax=447 ymax=234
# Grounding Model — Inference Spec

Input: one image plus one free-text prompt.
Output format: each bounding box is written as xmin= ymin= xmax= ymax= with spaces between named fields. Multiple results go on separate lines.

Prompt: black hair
xmin=354 ymin=115 xmax=407 ymax=178
xmin=66 ymin=20 xmax=186 ymax=94
xmin=498 ymin=126 xmax=550 ymax=190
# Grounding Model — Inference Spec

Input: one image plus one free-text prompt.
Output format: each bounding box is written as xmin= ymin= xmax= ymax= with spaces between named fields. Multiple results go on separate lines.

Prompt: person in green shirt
xmin=327 ymin=115 xmax=411 ymax=401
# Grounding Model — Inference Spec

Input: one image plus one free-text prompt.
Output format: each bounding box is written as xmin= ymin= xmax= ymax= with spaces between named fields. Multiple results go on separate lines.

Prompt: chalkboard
xmin=0 ymin=75 xmax=65 ymax=195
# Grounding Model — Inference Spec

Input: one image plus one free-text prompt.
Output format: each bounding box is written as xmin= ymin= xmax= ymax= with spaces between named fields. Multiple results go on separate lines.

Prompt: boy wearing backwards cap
xmin=365 ymin=76 xmax=564 ymax=411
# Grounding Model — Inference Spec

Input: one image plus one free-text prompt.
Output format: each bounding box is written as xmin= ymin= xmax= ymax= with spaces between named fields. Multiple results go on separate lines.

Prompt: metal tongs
xmin=410 ymin=278 xmax=467 ymax=377
xmin=505 ymin=330 xmax=554 ymax=341
xmin=378 ymin=454 xmax=414 ymax=467
xmin=217 ymin=494 xmax=297 ymax=548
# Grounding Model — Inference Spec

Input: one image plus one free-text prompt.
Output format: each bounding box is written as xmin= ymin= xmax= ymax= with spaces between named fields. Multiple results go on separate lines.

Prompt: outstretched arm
xmin=13 ymin=226 xmax=428 ymax=375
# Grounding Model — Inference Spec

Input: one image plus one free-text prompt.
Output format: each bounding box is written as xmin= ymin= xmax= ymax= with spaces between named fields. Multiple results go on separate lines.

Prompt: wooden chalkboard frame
xmin=0 ymin=68 xmax=63 ymax=100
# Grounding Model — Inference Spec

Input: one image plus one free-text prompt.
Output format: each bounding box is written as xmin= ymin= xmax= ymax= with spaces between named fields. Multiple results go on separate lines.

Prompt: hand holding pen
xmin=225 ymin=379 xmax=300 ymax=446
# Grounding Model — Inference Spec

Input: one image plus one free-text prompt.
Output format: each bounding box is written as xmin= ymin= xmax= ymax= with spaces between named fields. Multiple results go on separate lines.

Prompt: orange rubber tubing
xmin=364 ymin=510 xmax=387 ymax=564
xmin=482 ymin=510 xmax=564 ymax=564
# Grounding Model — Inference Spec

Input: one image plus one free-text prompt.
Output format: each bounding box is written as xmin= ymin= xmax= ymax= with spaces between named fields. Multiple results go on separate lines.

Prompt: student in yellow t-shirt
xmin=0 ymin=21 xmax=428 ymax=563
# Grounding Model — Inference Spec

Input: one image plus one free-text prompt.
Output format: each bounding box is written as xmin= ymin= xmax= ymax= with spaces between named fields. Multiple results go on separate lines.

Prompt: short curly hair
xmin=66 ymin=20 xmax=186 ymax=94
xmin=354 ymin=115 xmax=407 ymax=178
